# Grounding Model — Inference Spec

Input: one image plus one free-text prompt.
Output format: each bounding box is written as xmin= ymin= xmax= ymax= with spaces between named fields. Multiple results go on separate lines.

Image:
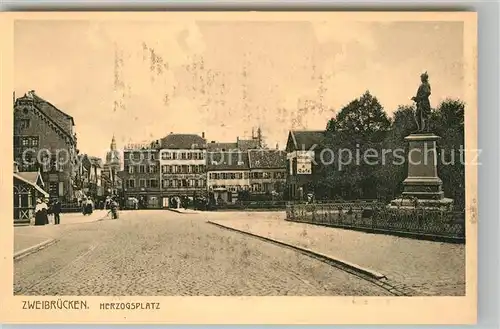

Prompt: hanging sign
xmin=296 ymin=151 xmax=313 ymax=175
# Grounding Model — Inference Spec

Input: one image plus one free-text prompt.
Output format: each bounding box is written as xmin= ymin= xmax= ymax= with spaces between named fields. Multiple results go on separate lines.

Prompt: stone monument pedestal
xmin=390 ymin=133 xmax=453 ymax=209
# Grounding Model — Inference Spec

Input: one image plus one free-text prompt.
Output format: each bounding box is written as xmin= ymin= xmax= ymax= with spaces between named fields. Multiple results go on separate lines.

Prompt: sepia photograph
xmin=1 ymin=11 xmax=477 ymax=324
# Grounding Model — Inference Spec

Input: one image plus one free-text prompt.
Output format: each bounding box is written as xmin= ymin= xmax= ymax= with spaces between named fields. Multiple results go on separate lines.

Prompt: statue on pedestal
xmin=411 ymin=72 xmax=432 ymax=132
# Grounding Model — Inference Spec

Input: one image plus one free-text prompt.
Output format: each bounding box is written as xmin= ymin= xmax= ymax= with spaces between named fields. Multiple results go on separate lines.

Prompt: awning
xmin=13 ymin=173 xmax=49 ymax=197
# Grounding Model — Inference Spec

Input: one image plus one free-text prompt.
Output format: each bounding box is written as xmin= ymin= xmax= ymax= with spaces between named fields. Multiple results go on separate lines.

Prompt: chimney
xmin=276 ymin=143 xmax=279 ymax=150
xmin=202 ymin=132 xmax=205 ymax=139
xmin=237 ymin=136 xmax=239 ymax=142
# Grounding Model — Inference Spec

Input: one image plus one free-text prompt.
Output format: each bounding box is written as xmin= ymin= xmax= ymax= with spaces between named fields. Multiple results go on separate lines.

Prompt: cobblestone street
xmin=14 ymin=210 xmax=391 ymax=296
xmin=204 ymin=211 xmax=466 ymax=296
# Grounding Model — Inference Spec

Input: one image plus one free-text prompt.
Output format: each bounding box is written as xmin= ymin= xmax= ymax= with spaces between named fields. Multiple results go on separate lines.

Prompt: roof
xmin=89 ymin=156 xmax=103 ymax=168
xmin=16 ymin=92 xmax=75 ymax=142
xmin=14 ymin=172 xmax=48 ymax=197
xmin=207 ymin=142 xmax=238 ymax=152
xmin=160 ymin=134 xmax=206 ymax=150
xmin=237 ymin=139 xmax=260 ymax=151
xmin=286 ymin=130 xmax=325 ymax=151
xmin=207 ymin=151 xmax=250 ymax=171
xmin=248 ymin=149 xmax=287 ymax=169
xmin=16 ymin=171 xmax=44 ymax=187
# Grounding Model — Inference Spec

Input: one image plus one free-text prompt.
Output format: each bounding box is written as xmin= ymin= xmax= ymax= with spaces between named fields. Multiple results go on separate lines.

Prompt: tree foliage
xmin=319 ymin=93 xmax=465 ymax=209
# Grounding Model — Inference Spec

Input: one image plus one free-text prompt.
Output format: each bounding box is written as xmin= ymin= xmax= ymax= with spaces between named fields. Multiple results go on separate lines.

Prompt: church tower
xmin=103 ymin=135 xmax=122 ymax=196
xmin=105 ymin=135 xmax=121 ymax=170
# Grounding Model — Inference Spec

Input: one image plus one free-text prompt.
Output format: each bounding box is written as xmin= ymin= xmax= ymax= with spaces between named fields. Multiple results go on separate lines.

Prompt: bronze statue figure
xmin=411 ymin=72 xmax=432 ymax=132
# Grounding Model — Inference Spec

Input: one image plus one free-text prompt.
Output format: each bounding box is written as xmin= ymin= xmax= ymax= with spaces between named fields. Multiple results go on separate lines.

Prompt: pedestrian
xmin=34 ymin=198 xmax=48 ymax=226
xmin=52 ymin=198 xmax=62 ymax=225
xmin=110 ymin=198 xmax=119 ymax=219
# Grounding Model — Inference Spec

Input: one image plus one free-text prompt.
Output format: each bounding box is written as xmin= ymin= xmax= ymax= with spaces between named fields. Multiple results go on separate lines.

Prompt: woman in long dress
xmin=34 ymin=198 xmax=48 ymax=226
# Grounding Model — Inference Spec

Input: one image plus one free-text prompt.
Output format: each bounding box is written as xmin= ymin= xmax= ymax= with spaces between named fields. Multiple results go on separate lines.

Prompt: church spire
xmin=110 ymin=135 xmax=117 ymax=151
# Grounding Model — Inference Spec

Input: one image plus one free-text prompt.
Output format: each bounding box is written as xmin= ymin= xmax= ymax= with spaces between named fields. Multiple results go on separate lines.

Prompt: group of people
xmin=82 ymin=197 xmax=94 ymax=215
xmin=34 ymin=198 xmax=61 ymax=226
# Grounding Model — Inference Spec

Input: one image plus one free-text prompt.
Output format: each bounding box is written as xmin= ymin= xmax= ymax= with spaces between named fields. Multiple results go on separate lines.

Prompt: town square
xmin=12 ymin=18 xmax=467 ymax=297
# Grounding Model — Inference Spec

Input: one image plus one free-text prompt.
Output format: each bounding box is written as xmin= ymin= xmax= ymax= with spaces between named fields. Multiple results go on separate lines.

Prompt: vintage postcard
xmin=0 ymin=11 xmax=477 ymax=324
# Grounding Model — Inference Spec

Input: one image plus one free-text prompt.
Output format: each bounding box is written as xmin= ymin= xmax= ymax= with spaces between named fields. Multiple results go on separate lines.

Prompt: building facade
xmin=248 ymin=149 xmax=287 ymax=196
xmin=122 ymin=142 xmax=160 ymax=208
xmin=159 ymin=133 xmax=207 ymax=207
xmin=207 ymin=151 xmax=250 ymax=204
xmin=13 ymin=161 xmax=49 ymax=223
xmin=75 ymin=154 xmax=104 ymax=202
xmin=13 ymin=90 xmax=78 ymax=202
xmin=285 ymin=130 xmax=326 ymax=200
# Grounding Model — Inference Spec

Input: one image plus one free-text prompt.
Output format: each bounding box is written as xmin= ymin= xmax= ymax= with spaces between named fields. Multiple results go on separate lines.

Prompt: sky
xmin=14 ymin=19 xmax=464 ymax=159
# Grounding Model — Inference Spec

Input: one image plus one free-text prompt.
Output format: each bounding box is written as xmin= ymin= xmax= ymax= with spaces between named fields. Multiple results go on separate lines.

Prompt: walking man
xmin=53 ymin=198 xmax=62 ymax=225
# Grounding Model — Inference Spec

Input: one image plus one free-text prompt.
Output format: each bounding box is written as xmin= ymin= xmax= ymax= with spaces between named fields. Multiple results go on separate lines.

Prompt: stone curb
xmin=14 ymin=238 xmax=58 ymax=261
xmin=207 ymin=220 xmax=386 ymax=280
xmin=166 ymin=208 xmax=199 ymax=214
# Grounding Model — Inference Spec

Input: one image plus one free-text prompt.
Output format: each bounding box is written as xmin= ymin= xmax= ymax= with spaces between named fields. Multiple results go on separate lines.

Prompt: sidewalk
xmin=14 ymin=210 xmax=107 ymax=258
xmin=207 ymin=215 xmax=465 ymax=296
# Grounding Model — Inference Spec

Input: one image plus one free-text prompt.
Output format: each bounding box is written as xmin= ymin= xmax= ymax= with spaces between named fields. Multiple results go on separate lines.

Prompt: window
xmin=128 ymin=179 xmax=135 ymax=188
xmin=161 ymin=152 xmax=167 ymax=160
xmin=151 ymin=179 xmax=158 ymax=188
xmin=128 ymin=166 xmax=134 ymax=174
xmin=161 ymin=165 xmax=167 ymax=173
xmin=50 ymin=155 xmax=58 ymax=172
xmin=274 ymin=172 xmax=285 ymax=179
xmin=172 ymin=152 xmax=177 ymax=160
xmin=58 ymin=182 xmax=64 ymax=197
xmin=149 ymin=165 xmax=156 ymax=174
xmin=139 ymin=179 xmax=146 ymax=188
xmin=49 ymin=182 xmax=58 ymax=197
xmin=18 ymin=119 xmax=30 ymax=130
xmin=187 ymin=153 xmax=192 ymax=160
xmin=162 ymin=179 xmax=167 ymax=188
xmin=139 ymin=165 xmax=146 ymax=173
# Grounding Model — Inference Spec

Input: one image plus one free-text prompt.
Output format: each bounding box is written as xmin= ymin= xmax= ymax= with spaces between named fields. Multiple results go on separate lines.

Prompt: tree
xmin=374 ymin=105 xmax=417 ymax=201
xmin=323 ymin=91 xmax=391 ymax=199
xmin=430 ymin=99 xmax=465 ymax=210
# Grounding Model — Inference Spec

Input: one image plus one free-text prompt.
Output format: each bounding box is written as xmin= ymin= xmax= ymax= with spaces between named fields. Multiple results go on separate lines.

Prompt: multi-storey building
xmin=207 ymin=151 xmax=250 ymax=204
xmin=248 ymin=149 xmax=287 ymax=195
xmin=75 ymin=154 xmax=104 ymax=202
xmin=13 ymin=90 xmax=78 ymax=202
xmin=159 ymin=133 xmax=207 ymax=207
xmin=122 ymin=141 xmax=160 ymax=208
xmin=285 ymin=130 xmax=326 ymax=200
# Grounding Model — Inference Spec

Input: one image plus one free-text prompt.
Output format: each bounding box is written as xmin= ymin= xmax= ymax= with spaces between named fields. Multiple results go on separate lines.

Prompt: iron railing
xmin=286 ymin=202 xmax=465 ymax=242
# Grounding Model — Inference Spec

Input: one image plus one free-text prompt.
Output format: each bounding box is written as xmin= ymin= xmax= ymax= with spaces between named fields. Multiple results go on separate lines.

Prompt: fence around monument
xmin=285 ymin=202 xmax=465 ymax=243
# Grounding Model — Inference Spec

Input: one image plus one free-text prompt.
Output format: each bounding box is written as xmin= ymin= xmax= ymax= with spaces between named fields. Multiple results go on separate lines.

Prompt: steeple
xmin=110 ymin=135 xmax=117 ymax=151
